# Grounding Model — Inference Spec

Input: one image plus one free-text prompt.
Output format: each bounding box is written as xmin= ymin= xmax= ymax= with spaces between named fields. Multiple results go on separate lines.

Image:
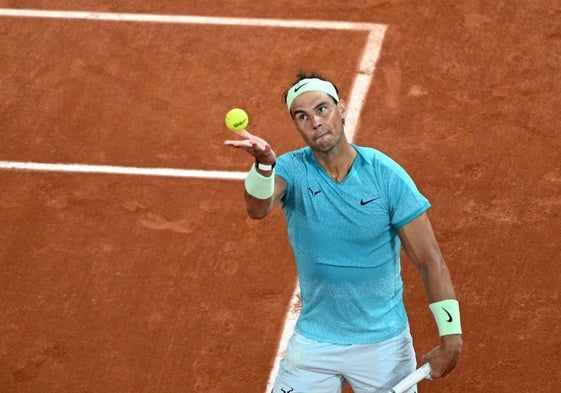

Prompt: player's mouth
xmin=314 ymin=131 xmax=330 ymax=141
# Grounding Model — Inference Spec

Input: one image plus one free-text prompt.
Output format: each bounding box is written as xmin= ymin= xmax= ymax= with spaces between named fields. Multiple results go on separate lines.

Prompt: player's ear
xmin=337 ymin=99 xmax=347 ymax=119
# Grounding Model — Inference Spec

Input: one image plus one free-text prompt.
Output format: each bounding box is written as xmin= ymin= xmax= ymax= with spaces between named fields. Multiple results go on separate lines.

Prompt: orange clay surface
xmin=0 ymin=1 xmax=560 ymax=392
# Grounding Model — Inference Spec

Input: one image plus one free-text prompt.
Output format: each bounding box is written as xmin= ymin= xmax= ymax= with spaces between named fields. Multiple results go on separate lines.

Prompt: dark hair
xmin=282 ymin=71 xmax=340 ymax=106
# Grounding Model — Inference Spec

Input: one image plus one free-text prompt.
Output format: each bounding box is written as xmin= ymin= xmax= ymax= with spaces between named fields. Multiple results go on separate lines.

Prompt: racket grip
xmin=388 ymin=363 xmax=431 ymax=393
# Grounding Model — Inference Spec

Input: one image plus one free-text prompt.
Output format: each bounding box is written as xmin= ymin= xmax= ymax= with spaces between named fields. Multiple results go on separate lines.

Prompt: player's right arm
xmin=398 ymin=212 xmax=463 ymax=378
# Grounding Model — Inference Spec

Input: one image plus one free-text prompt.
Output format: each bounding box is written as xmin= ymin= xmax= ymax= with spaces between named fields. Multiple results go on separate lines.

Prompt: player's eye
xmin=316 ymin=105 xmax=329 ymax=116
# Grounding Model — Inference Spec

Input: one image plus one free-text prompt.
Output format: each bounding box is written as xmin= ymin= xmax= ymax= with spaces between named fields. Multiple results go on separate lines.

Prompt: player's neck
xmin=315 ymin=143 xmax=357 ymax=182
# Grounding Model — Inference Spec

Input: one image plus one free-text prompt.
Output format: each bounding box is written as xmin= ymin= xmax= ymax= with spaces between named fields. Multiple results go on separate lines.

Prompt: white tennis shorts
xmin=271 ymin=325 xmax=418 ymax=393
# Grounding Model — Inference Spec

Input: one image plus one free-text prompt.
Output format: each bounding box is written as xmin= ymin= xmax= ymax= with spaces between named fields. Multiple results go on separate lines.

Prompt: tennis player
xmin=225 ymin=72 xmax=463 ymax=392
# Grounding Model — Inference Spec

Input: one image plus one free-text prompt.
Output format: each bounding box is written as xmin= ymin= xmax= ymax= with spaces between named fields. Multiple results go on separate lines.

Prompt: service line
xmin=0 ymin=161 xmax=247 ymax=180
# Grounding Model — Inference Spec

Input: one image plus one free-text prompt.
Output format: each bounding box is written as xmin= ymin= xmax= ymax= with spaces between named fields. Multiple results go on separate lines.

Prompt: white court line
xmin=0 ymin=8 xmax=384 ymax=32
xmin=344 ymin=28 xmax=386 ymax=142
xmin=0 ymin=9 xmax=387 ymax=392
xmin=0 ymin=161 xmax=247 ymax=180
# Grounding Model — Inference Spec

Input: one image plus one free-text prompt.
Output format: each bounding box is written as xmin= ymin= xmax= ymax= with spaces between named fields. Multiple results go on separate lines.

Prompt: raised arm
xmin=397 ymin=212 xmax=463 ymax=379
xmin=224 ymin=130 xmax=287 ymax=219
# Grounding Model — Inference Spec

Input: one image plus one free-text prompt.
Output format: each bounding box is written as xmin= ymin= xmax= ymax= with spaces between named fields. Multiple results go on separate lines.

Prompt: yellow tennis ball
xmin=225 ymin=108 xmax=249 ymax=132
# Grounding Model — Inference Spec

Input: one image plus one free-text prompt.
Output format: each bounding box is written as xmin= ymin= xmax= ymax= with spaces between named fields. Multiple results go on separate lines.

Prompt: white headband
xmin=285 ymin=78 xmax=339 ymax=112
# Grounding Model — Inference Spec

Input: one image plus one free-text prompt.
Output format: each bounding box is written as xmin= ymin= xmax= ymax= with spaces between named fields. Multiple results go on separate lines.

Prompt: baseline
xmin=0 ymin=8 xmax=385 ymax=32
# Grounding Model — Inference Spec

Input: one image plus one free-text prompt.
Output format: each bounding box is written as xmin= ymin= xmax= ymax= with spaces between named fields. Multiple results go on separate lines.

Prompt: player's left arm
xmin=397 ymin=212 xmax=463 ymax=379
xmin=225 ymin=130 xmax=283 ymax=219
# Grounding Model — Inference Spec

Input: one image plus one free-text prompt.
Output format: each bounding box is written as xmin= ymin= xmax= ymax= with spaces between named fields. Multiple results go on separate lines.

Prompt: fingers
xmin=224 ymin=129 xmax=256 ymax=147
xmin=236 ymin=129 xmax=252 ymax=139
xmin=224 ymin=129 xmax=264 ymax=149
xmin=422 ymin=345 xmax=460 ymax=379
xmin=224 ymin=129 xmax=277 ymax=164
xmin=226 ymin=128 xmax=253 ymax=141
xmin=224 ymin=139 xmax=253 ymax=148
xmin=224 ymin=135 xmax=275 ymax=163
xmin=224 ymin=138 xmax=268 ymax=153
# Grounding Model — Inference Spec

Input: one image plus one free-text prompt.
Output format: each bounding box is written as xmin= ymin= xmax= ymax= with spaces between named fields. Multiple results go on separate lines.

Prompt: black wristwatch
xmin=255 ymin=159 xmax=276 ymax=171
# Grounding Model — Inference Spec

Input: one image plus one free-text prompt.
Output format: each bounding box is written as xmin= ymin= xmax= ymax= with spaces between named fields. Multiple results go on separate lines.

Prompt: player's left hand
xmin=224 ymin=129 xmax=276 ymax=164
xmin=422 ymin=334 xmax=462 ymax=379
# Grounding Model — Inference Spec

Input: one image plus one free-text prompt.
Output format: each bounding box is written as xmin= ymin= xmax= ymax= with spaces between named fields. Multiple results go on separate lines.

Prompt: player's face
xmin=290 ymin=91 xmax=347 ymax=152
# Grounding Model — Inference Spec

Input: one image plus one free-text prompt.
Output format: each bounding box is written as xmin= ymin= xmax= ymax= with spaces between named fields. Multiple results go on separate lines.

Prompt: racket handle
xmin=388 ymin=363 xmax=431 ymax=393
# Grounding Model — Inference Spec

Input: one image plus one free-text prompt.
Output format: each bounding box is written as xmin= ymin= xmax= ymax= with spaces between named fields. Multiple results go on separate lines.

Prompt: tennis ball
xmin=225 ymin=108 xmax=249 ymax=132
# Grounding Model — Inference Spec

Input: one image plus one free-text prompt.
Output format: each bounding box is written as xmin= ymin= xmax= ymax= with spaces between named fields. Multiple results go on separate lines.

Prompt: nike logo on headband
xmin=294 ymin=82 xmax=311 ymax=92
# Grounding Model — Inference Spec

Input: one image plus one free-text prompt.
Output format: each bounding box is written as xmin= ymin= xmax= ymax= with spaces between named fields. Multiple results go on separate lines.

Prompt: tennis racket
xmin=388 ymin=362 xmax=431 ymax=393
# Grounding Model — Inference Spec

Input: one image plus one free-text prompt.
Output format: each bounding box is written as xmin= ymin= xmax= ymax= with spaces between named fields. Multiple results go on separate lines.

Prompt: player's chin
xmin=312 ymin=140 xmax=336 ymax=153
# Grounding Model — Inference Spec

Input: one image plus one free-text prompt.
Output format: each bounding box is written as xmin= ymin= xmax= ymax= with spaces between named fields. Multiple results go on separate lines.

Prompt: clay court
xmin=1 ymin=1 xmax=560 ymax=392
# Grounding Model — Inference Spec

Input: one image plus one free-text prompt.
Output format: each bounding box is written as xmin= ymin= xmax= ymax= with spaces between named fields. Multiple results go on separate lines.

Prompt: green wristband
xmin=245 ymin=163 xmax=274 ymax=199
xmin=429 ymin=299 xmax=462 ymax=336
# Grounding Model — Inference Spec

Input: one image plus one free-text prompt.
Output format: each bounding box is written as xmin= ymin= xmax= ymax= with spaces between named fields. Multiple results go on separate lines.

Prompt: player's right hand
xmin=422 ymin=334 xmax=462 ymax=379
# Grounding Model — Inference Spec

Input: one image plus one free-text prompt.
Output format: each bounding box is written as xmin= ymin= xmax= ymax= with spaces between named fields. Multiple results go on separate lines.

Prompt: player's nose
xmin=311 ymin=114 xmax=322 ymax=129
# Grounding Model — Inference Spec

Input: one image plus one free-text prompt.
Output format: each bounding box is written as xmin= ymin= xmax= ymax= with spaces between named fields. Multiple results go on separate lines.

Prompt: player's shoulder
xmin=277 ymin=146 xmax=312 ymax=165
xmin=275 ymin=147 xmax=312 ymax=184
xmin=354 ymin=145 xmax=399 ymax=169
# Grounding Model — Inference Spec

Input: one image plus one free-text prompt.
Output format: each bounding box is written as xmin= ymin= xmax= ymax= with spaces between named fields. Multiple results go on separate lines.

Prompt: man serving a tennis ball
xmin=224 ymin=72 xmax=462 ymax=393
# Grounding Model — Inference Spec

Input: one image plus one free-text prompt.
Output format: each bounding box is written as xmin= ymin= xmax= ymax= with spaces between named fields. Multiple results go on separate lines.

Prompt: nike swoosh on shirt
xmin=360 ymin=197 xmax=380 ymax=206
